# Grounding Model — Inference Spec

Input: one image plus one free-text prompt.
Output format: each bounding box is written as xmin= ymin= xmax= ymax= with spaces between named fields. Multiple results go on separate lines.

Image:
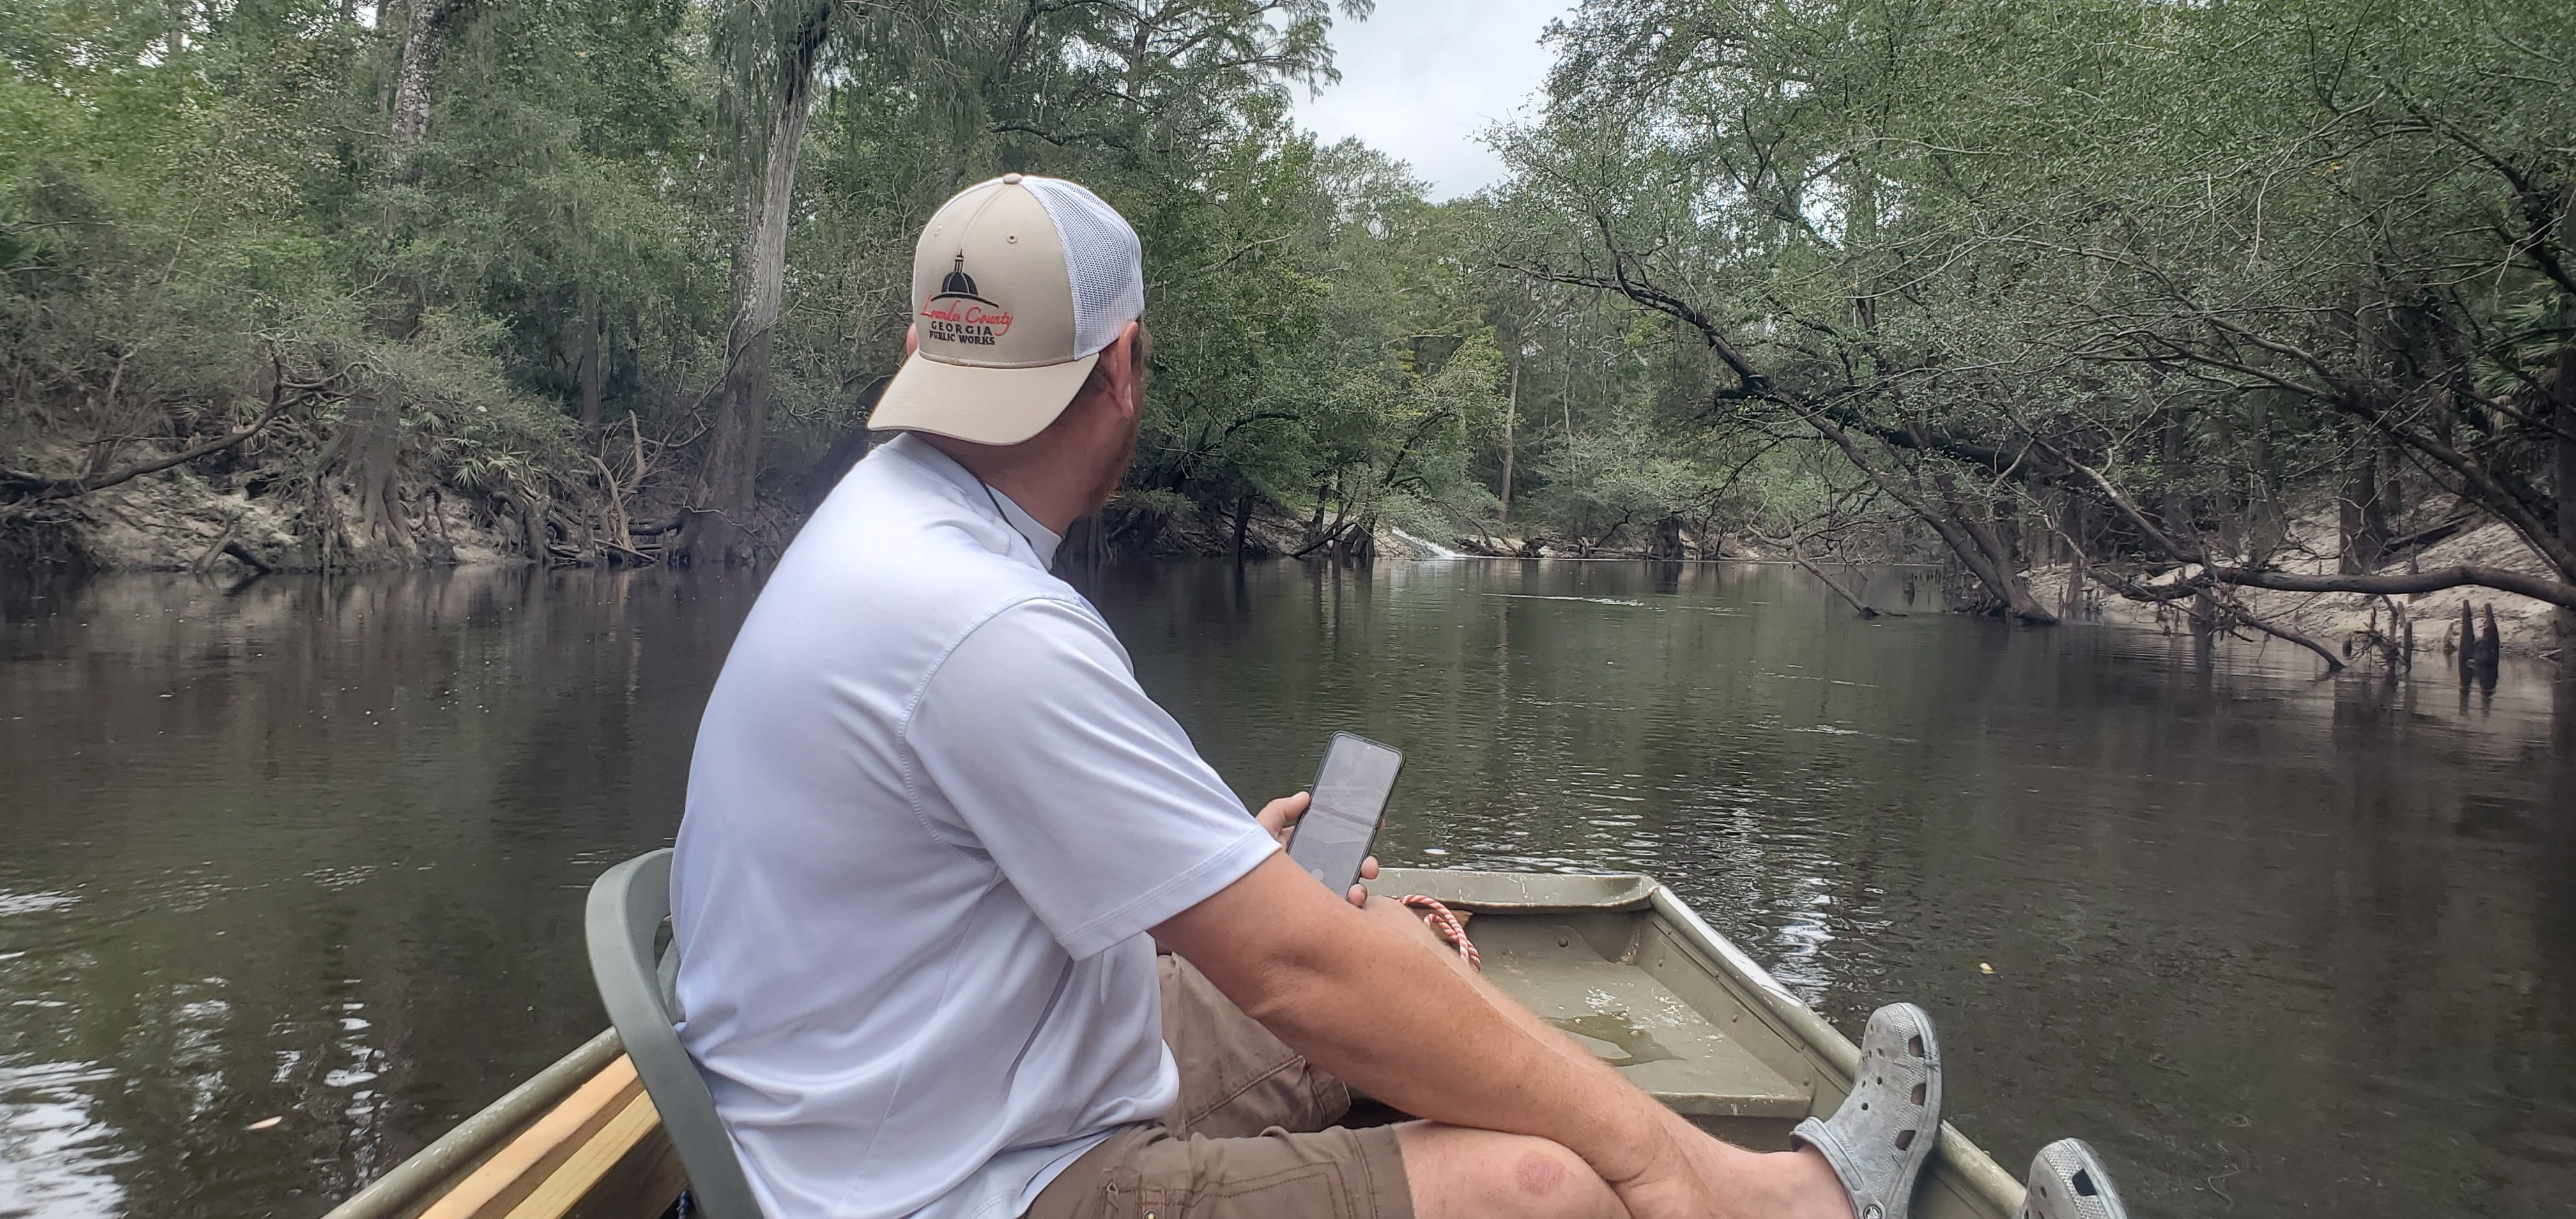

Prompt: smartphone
xmin=1286 ymin=732 xmax=1404 ymax=895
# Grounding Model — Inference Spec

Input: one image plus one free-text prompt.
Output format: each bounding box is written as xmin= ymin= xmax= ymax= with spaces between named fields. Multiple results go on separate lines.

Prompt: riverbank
xmin=27 ymin=458 xmax=2570 ymax=667
xmin=2026 ymin=519 xmax=2570 ymax=660
xmin=10 ymin=458 xmax=524 ymax=576
xmin=8 ymin=437 xmax=1340 ymax=576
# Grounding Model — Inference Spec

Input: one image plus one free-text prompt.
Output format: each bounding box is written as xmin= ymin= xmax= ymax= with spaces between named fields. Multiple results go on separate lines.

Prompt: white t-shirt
xmin=670 ymin=434 xmax=1279 ymax=1219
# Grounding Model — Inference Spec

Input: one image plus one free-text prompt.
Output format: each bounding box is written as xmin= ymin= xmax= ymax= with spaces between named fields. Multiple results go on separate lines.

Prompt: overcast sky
xmin=1289 ymin=1 xmax=1577 ymax=200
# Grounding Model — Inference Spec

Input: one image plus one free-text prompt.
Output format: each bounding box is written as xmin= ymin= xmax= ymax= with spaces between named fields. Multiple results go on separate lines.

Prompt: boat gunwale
xmin=1379 ymin=868 xmax=2021 ymax=1213
xmin=321 ymin=1029 xmax=623 ymax=1219
xmin=325 ymin=869 xmax=2025 ymax=1219
xmin=1645 ymin=885 xmax=2025 ymax=1213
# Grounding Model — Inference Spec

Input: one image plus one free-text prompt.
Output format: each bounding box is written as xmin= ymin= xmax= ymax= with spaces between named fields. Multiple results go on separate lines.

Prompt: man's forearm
xmin=1155 ymin=854 xmax=1680 ymax=1186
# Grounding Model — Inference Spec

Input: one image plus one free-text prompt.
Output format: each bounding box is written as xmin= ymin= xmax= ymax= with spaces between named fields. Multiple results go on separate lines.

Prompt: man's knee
xmin=1395 ymin=1124 xmax=1622 ymax=1219
xmin=1505 ymin=1140 xmax=1584 ymax=1204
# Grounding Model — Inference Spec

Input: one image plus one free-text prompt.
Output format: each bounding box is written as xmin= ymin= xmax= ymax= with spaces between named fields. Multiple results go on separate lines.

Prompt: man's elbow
xmin=1222 ymin=937 xmax=1343 ymax=1029
xmin=1154 ymin=857 xmax=1354 ymax=1025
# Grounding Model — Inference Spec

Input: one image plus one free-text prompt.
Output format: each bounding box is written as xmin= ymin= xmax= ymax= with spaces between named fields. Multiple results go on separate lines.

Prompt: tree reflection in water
xmin=1 ymin=560 xmax=2570 ymax=1218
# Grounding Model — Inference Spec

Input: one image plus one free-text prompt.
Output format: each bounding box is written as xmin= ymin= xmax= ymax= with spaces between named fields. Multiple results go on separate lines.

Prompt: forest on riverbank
xmin=4 ymin=0 xmax=2573 ymax=663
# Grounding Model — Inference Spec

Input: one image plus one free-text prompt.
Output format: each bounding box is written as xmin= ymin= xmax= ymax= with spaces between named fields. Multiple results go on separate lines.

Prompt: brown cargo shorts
xmin=1022 ymin=955 xmax=1413 ymax=1219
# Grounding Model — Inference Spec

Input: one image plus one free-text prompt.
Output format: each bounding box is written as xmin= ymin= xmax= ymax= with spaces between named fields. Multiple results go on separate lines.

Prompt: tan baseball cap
xmin=869 ymin=172 xmax=1146 ymax=445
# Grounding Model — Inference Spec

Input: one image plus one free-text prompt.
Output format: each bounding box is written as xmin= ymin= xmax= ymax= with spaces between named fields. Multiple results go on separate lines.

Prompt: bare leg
xmin=1363 ymin=899 xmax=1852 ymax=1219
xmin=1397 ymin=1123 xmax=1629 ymax=1219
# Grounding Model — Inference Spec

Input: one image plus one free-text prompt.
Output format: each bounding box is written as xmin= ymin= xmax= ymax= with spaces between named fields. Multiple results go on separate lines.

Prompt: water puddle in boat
xmin=1545 ymin=1012 xmax=1680 ymax=1068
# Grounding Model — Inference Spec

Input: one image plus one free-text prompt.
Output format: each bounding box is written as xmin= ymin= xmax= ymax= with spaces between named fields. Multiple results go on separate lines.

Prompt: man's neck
xmin=917 ymin=434 xmax=1089 ymax=538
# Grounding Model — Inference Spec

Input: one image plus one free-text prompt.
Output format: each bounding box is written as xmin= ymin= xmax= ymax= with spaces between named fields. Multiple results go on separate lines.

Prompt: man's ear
xmin=903 ymin=324 xmax=919 ymax=356
xmin=1110 ymin=320 xmax=1143 ymax=420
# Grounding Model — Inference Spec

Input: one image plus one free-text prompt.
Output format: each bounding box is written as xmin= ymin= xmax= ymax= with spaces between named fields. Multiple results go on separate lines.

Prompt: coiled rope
xmin=1397 ymin=895 xmax=1480 ymax=970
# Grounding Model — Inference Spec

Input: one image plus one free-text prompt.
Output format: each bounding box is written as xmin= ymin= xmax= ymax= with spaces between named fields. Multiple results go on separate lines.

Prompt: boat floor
xmin=1487 ymin=951 xmax=1809 ymax=1121
xmin=1410 ymin=906 xmax=1814 ymax=1146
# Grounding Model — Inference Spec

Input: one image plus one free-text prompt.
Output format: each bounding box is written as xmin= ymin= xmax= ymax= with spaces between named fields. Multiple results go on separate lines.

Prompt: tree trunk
xmin=1991 ymin=489 xmax=2021 ymax=568
xmin=1784 ymin=405 xmax=2057 ymax=624
xmin=1930 ymin=468 xmax=2055 ymax=623
xmin=2554 ymin=345 xmax=2576 ymax=668
xmin=1231 ymin=489 xmax=1253 ymax=560
xmin=577 ymin=300 xmax=604 ymax=436
xmin=321 ymin=388 xmax=418 ymax=566
xmin=1651 ymin=514 xmax=1685 ymax=562
xmin=2338 ymin=434 xmax=2389 ymax=574
xmin=2060 ymin=495 xmax=2091 ymax=620
xmin=675 ymin=1 xmax=832 ymax=567
xmin=2244 ymin=393 xmax=2285 ymax=559
xmin=2158 ymin=408 xmax=2189 ymax=537
xmin=1499 ymin=350 xmax=1518 ymax=516
xmin=1559 ymin=354 xmax=1575 ymax=480
xmin=387 ymin=0 xmax=468 ymax=179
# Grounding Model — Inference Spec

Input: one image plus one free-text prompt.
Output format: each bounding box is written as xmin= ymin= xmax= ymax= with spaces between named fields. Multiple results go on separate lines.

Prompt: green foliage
xmin=16 ymin=0 xmax=2553 ymax=582
xmin=0 ymin=0 xmax=1731 ymax=566
xmin=1496 ymin=0 xmax=2576 ymax=595
xmin=0 ymin=0 xmax=713 ymax=564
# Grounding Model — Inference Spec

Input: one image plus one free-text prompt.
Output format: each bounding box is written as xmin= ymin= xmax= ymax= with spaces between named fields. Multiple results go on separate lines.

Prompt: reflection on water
xmin=0 ymin=569 xmax=748 ymax=1219
xmin=2 ymin=560 xmax=2572 ymax=1218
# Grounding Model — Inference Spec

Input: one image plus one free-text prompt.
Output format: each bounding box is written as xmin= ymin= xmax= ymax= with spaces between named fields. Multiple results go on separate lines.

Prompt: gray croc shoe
xmin=2018 ymin=1138 xmax=2129 ymax=1219
xmin=1791 ymin=1002 xmax=1943 ymax=1219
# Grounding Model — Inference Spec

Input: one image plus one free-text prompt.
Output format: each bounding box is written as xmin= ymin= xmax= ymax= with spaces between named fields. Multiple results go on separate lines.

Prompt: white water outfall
xmin=1388 ymin=526 xmax=1465 ymax=559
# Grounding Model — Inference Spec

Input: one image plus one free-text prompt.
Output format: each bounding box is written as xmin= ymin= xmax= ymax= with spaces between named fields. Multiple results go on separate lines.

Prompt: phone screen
xmin=1287 ymin=733 xmax=1402 ymax=894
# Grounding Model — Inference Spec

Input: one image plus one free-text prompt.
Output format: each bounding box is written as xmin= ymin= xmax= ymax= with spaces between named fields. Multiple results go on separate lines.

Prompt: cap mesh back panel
xmin=1024 ymin=177 xmax=1145 ymax=357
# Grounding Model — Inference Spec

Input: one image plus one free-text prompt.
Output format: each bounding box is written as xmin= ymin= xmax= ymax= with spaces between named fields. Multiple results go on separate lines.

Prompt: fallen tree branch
xmin=2204 ymin=563 xmax=2576 ymax=610
xmin=1289 ymin=519 xmax=1350 ymax=558
xmin=2224 ymin=601 xmax=2349 ymax=673
xmin=1753 ymin=528 xmax=1904 ymax=617
xmin=219 ymin=539 xmax=275 ymax=576
xmin=2 ymin=388 xmax=305 ymax=505
xmin=2032 ymin=436 xmax=2576 ymax=610
xmin=2087 ymin=564 xmax=2347 ymax=673
xmin=2384 ymin=510 xmax=2481 ymax=555
xmin=1512 ymin=248 xmax=2057 ymax=622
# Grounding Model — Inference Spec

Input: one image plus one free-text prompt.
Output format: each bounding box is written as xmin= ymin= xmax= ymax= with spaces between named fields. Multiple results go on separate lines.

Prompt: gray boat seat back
xmin=585 ymin=848 xmax=767 ymax=1219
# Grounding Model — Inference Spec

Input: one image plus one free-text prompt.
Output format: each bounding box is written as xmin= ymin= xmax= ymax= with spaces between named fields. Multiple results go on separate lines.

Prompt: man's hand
xmin=1254 ymin=791 xmax=1377 ymax=907
xmin=1604 ymin=1134 xmax=1733 ymax=1219
xmin=1158 ymin=854 xmax=1709 ymax=1219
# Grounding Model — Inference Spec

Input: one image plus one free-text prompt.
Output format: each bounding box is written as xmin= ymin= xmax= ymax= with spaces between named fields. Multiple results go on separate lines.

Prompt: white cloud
xmin=1292 ymin=0 xmax=1575 ymax=200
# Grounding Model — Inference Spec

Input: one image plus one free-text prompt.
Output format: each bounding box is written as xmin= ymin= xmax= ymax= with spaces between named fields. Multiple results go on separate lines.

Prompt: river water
xmin=1 ymin=560 xmax=2571 ymax=1218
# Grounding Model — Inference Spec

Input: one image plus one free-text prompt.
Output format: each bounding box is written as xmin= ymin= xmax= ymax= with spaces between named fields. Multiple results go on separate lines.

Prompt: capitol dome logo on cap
xmin=870 ymin=172 xmax=1146 ymax=446
xmin=921 ymin=254 xmax=1011 ymax=342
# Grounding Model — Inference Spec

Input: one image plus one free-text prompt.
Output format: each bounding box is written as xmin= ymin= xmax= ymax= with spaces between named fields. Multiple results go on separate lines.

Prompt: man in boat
xmin=669 ymin=174 xmax=2131 ymax=1219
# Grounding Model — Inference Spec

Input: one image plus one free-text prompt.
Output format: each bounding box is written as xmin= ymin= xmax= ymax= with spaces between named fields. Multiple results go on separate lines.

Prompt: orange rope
xmin=1398 ymin=895 xmax=1480 ymax=970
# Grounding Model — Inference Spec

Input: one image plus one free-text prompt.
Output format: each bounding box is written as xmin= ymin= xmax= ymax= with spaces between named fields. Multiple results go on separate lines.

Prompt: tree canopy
xmin=4 ymin=0 xmax=2570 ymax=661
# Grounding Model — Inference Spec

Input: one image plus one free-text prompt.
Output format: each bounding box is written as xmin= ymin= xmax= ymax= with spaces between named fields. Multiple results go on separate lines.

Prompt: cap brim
xmin=868 ymin=351 xmax=1101 ymax=446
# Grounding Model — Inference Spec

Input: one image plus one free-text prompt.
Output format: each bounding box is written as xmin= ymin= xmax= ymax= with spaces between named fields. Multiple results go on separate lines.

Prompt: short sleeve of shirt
xmin=906 ymin=597 xmax=1278 ymax=960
